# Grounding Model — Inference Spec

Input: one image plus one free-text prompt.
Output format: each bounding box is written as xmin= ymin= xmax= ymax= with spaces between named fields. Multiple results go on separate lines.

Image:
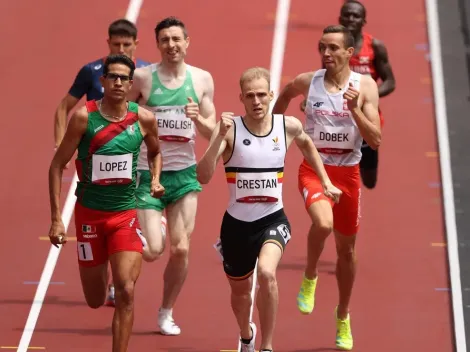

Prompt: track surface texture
xmin=0 ymin=0 xmax=458 ymax=351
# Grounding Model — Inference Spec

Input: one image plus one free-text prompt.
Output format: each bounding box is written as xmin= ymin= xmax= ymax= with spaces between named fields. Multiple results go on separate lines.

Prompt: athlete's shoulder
xmin=80 ymin=58 xmax=105 ymax=72
xmin=136 ymin=105 xmax=155 ymax=122
xmin=135 ymin=58 xmax=152 ymax=68
xmin=282 ymin=115 xmax=303 ymax=135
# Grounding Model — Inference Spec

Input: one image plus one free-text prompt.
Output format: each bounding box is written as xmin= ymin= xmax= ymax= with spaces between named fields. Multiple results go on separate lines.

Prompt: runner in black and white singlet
xmin=196 ymin=67 xmax=341 ymax=352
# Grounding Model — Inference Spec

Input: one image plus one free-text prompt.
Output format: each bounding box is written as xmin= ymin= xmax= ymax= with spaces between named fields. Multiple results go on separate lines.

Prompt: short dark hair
xmin=108 ymin=19 xmax=138 ymax=39
xmin=103 ymin=54 xmax=136 ymax=79
xmin=341 ymin=0 xmax=367 ymax=20
xmin=154 ymin=16 xmax=188 ymax=41
xmin=323 ymin=25 xmax=355 ymax=48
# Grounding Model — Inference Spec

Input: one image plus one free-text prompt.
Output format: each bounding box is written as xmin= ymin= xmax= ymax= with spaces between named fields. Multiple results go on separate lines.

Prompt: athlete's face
xmin=100 ymin=63 xmax=133 ymax=101
xmin=319 ymin=33 xmax=354 ymax=70
xmin=157 ymin=26 xmax=189 ymax=64
xmin=107 ymin=35 xmax=138 ymax=58
xmin=239 ymin=78 xmax=274 ymax=120
xmin=339 ymin=3 xmax=366 ymax=35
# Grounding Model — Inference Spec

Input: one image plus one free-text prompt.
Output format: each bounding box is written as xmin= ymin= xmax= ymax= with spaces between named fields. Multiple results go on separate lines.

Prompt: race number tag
xmin=92 ymin=153 xmax=132 ymax=185
xmin=235 ymin=172 xmax=281 ymax=203
xmin=154 ymin=105 xmax=195 ymax=142
xmin=313 ymin=125 xmax=357 ymax=154
xmin=77 ymin=241 xmax=93 ymax=261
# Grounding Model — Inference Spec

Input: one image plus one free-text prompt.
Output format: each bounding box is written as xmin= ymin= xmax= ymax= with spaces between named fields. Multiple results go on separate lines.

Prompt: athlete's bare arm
xmin=54 ymin=94 xmax=81 ymax=148
xmin=138 ymin=106 xmax=164 ymax=198
xmin=196 ymin=113 xmax=234 ymax=184
xmin=345 ymin=75 xmax=381 ymax=149
xmin=48 ymin=107 xmax=88 ymax=246
xmin=272 ymin=72 xmax=313 ymax=114
xmin=127 ymin=66 xmax=153 ymax=104
xmin=372 ymin=39 xmax=396 ymax=97
xmin=191 ymin=69 xmax=217 ymax=140
xmin=284 ymin=115 xmax=341 ymax=202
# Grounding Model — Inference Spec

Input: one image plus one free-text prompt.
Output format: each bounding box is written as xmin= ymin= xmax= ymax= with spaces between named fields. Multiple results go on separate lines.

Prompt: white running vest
xmin=224 ymin=114 xmax=287 ymax=222
xmin=304 ymin=69 xmax=363 ymax=166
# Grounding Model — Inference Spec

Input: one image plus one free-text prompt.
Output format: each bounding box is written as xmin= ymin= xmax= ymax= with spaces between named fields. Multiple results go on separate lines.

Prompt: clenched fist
xmin=343 ymin=82 xmax=360 ymax=110
xmin=219 ymin=112 xmax=234 ymax=136
xmin=150 ymin=179 xmax=165 ymax=198
xmin=185 ymin=97 xmax=199 ymax=121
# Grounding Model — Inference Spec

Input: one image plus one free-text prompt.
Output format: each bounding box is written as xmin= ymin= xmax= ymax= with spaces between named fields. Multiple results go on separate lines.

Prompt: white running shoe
xmin=158 ymin=308 xmax=181 ymax=336
xmin=239 ymin=322 xmax=257 ymax=352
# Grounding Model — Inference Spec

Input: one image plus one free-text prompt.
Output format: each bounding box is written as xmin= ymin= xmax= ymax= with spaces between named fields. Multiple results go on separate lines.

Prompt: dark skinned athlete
xmin=301 ymin=0 xmax=396 ymax=189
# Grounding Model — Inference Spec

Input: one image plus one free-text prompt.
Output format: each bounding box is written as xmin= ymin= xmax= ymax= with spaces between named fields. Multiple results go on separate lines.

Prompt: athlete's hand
xmin=150 ymin=180 xmax=165 ymax=198
xmin=322 ymin=182 xmax=342 ymax=204
xmin=219 ymin=112 xmax=234 ymax=136
xmin=185 ymin=97 xmax=199 ymax=122
xmin=343 ymin=82 xmax=360 ymax=110
xmin=48 ymin=220 xmax=67 ymax=248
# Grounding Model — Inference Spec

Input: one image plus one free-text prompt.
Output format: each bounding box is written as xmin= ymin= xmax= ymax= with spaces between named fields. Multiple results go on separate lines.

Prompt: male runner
xmin=197 ymin=67 xmax=342 ymax=352
xmin=273 ymin=25 xmax=381 ymax=350
xmin=48 ymin=54 xmax=164 ymax=352
xmin=301 ymin=0 xmax=395 ymax=189
xmin=53 ymin=18 xmax=151 ymax=306
xmin=127 ymin=16 xmax=216 ymax=335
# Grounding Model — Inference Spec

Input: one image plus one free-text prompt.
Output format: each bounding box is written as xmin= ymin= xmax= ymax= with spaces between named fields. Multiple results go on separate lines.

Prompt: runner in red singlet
xmin=273 ymin=25 xmax=381 ymax=350
xmin=301 ymin=0 xmax=396 ymax=189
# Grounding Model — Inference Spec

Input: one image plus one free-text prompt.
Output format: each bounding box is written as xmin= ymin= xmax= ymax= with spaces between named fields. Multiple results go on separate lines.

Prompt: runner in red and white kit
xmin=301 ymin=0 xmax=396 ymax=189
xmin=272 ymin=25 xmax=381 ymax=350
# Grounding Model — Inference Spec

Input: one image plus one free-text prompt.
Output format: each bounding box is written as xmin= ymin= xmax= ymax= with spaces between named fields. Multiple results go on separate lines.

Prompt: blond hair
xmin=239 ymin=67 xmax=270 ymax=91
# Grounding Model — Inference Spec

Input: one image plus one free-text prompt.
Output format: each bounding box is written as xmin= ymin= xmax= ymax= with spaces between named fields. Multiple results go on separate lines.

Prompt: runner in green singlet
xmin=48 ymin=54 xmax=164 ymax=352
xmin=128 ymin=16 xmax=216 ymax=335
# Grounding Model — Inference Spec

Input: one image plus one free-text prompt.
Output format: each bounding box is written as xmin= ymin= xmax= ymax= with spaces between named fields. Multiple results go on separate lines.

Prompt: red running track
xmin=0 ymin=0 xmax=455 ymax=351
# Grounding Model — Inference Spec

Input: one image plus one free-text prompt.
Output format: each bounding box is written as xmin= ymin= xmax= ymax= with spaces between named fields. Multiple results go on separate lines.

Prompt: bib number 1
xmin=77 ymin=241 xmax=93 ymax=261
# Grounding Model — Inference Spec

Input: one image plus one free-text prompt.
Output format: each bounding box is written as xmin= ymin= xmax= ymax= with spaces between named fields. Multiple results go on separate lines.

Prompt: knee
xmin=310 ymin=220 xmax=333 ymax=239
xmin=336 ymin=243 xmax=356 ymax=261
xmin=257 ymin=266 xmax=277 ymax=289
xmin=170 ymin=239 xmax=189 ymax=260
xmin=114 ymin=281 xmax=136 ymax=308
xmin=143 ymin=245 xmax=164 ymax=262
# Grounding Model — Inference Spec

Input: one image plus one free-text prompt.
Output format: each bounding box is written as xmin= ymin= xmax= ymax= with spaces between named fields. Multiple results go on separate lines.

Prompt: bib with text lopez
xmin=92 ymin=153 xmax=133 ymax=185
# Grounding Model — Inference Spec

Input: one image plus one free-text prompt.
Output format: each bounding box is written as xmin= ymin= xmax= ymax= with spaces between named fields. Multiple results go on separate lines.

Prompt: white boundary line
xmin=16 ymin=2 xmax=143 ymax=351
xmin=425 ymin=0 xmax=467 ymax=351
xmin=236 ymin=0 xmax=291 ymax=349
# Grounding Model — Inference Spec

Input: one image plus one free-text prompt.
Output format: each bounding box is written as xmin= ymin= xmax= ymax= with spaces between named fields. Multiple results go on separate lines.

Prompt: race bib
xmin=154 ymin=105 xmax=195 ymax=143
xmin=235 ymin=172 xmax=281 ymax=203
xmin=92 ymin=153 xmax=132 ymax=185
xmin=313 ymin=125 xmax=357 ymax=154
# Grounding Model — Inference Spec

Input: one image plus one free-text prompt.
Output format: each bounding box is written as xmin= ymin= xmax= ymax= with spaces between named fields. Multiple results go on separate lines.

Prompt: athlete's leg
xmin=304 ymin=200 xmax=334 ymax=280
xmin=79 ymin=264 xmax=109 ymax=308
xmin=333 ymin=231 xmax=357 ymax=320
xmin=228 ymin=276 xmax=255 ymax=342
xmin=109 ymin=251 xmax=142 ymax=352
xmin=158 ymin=191 xmax=198 ymax=334
xmin=137 ymin=209 xmax=166 ymax=261
xmin=256 ymin=242 xmax=284 ymax=351
xmin=359 ymin=144 xmax=379 ymax=189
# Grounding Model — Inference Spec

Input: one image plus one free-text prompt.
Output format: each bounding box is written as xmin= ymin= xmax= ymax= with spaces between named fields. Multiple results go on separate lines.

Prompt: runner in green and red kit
xmin=48 ymin=54 xmax=164 ymax=352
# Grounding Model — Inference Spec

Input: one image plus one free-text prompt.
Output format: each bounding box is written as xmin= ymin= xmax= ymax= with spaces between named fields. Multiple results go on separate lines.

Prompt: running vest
xmin=304 ymin=69 xmax=363 ymax=166
xmin=349 ymin=32 xmax=379 ymax=81
xmin=224 ymin=115 xmax=287 ymax=222
xmin=137 ymin=63 xmax=199 ymax=171
xmin=75 ymin=100 xmax=143 ymax=211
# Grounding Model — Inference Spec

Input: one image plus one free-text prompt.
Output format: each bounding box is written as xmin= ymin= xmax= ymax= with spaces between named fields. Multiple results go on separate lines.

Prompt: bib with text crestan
xmin=235 ymin=172 xmax=281 ymax=203
xmin=154 ymin=105 xmax=194 ymax=142
xmin=313 ymin=125 xmax=357 ymax=154
xmin=92 ymin=153 xmax=132 ymax=185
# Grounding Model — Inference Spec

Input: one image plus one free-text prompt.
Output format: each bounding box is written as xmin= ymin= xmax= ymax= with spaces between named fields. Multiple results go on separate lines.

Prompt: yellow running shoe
xmin=335 ymin=306 xmax=353 ymax=350
xmin=296 ymin=275 xmax=318 ymax=314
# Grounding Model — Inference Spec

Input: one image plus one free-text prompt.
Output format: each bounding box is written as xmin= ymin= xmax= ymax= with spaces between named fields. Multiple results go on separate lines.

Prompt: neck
xmin=353 ymin=31 xmax=363 ymax=47
xmin=100 ymin=97 xmax=128 ymax=118
xmin=325 ymin=66 xmax=351 ymax=89
xmin=160 ymin=60 xmax=186 ymax=78
xmin=243 ymin=114 xmax=272 ymax=136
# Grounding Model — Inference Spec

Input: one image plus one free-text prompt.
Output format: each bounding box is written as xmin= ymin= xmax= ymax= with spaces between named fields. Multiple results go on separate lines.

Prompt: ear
xmin=185 ymin=36 xmax=190 ymax=49
xmin=134 ymin=39 xmax=140 ymax=47
xmin=99 ymin=76 xmax=105 ymax=86
xmin=269 ymin=91 xmax=274 ymax=101
xmin=346 ymin=46 xmax=354 ymax=57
